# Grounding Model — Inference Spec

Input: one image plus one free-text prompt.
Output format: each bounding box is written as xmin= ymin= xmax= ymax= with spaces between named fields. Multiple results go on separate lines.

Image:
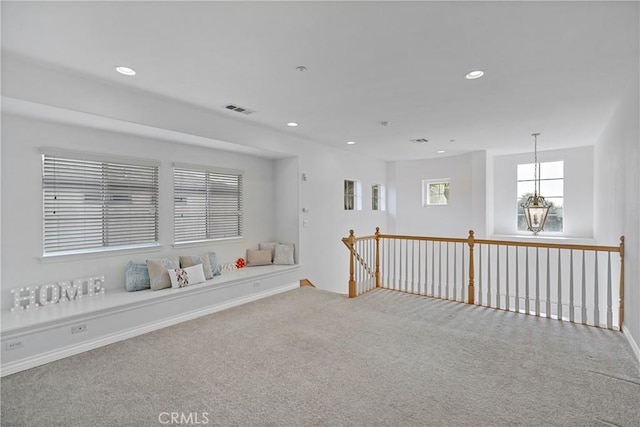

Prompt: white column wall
xmin=594 ymin=76 xmax=640 ymax=359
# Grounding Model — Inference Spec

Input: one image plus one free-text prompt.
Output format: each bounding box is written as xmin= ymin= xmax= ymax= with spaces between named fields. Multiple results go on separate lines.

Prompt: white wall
xmin=1 ymin=55 xmax=387 ymax=297
xmin=387 ymin=153 xmax=481 ymax=239
xmin=0 ymin=114 xmax=280 ymax=309
xmin=594 ymin=76 xmax=640 ymax=357
xmin=492 ymin=146 xmax=594 ymax=239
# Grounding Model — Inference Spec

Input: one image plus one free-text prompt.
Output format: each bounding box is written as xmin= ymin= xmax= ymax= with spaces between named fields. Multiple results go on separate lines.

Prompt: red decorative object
xmin=235 ymin=257 xmax=246 ymax=269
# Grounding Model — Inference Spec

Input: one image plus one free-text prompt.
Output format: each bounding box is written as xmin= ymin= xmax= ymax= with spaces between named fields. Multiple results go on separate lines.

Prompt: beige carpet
xmin=2 ymin=287 xmax=639 ymax=426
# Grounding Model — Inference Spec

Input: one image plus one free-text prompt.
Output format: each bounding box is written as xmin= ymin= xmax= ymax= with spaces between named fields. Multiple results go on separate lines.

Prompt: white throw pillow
xmin=168 ymin=264 xmax=206 ymax=288
xmin=273 ymin=243 xmax=295 ymax=265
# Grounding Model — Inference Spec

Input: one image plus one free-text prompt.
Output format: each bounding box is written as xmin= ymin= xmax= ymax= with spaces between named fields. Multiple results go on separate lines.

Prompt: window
xmin=344 ymin=180 xmax=362 ymax=210
xmin=174 ymin=165 xmax=243 ymax=243
xmin=517 ymin=161 xmax=564 ymax=232
xmin=422 ymin=180 xmax=450 ymax=206
xmin=372 ymin=184 xmax=385 ymax=211
xmin=42 ymin=153 xmax=159 ymax=255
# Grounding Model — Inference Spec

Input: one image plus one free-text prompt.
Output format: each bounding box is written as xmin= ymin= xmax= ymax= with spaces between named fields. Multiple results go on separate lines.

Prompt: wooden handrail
xmin=471 ymin=238 xmax=620 ymax=253
xmin=378 ymin=234 xmax=468 ymax=244
xmin=342 ymin=230 xmax=376 ymax=297
xmin=353 ymin=235 xmax=377 ymax=242
xmin=343 ymin=227 xmax=625 ymax=330
xmin=378 ymin=233 xmax=619 ymax=253
xmin=341 ymin=238 xmax=375 ymax=278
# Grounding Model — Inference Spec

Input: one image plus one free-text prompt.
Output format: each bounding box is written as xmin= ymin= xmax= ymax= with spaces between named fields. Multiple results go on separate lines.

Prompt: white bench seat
xmin=1 ymin=264 xmax=300 ymax=376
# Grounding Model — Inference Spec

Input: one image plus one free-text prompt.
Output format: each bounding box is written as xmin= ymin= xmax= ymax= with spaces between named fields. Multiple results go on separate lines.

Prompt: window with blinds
xmin=173 ymin=165 xmax=243 ymax=243
xmin=42 ymin=154 xmax=159 ymax=255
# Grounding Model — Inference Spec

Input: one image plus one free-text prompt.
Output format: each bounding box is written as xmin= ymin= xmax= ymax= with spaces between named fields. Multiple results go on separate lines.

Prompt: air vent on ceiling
xmin=410 ymin=138 xmax=429 ymax=144
xmin=224 ymin=104 xmax=256 ymax=115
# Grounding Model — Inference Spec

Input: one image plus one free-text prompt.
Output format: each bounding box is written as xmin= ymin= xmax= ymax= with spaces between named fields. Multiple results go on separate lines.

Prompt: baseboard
xmin=1 ymin=282 xmax=299 ymax=377
xmin=622 ymin=325 xmax=640 ymax=368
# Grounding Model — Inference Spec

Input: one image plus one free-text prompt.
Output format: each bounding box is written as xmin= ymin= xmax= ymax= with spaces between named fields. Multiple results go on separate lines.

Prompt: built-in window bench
xmin=1 ymin=264 xmax=300 ymax=376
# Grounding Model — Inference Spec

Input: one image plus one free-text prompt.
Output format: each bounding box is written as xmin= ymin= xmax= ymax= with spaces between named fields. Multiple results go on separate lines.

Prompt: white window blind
xmin=174 ymin=166 xmax=243 ymax=243
xmin=42 ymin=154 xmax=159 ymax=255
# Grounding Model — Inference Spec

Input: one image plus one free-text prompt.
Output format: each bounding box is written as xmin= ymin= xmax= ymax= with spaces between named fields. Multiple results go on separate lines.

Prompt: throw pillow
xmin=168 ymin=264 xmax=206 ymax=289
xmin=179 ymin=255 xmax=214 ymax=280
xmin=273 ymin=243 xmax=295 ymax=265
xmin=246 ymin=249 xmax=272 ymax=266
xmin=258 ymin=241 xmax=279 ymax=261
xmin=146 ymin=257 xmax=179 ymax=291
xmin=208 ymin=252 xmax=221 ymax=276
xmin=125 ymin=261 xmax=151 ymax=292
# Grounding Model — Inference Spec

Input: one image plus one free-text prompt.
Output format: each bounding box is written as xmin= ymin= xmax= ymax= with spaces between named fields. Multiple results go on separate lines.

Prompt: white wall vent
xmin=224 ymin=104 xmax=256 ymax=115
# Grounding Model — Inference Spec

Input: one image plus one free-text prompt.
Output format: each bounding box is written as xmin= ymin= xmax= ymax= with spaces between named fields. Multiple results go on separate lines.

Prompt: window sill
xmin=39 ymin=244 xmax=163 ymax=263
xmin=172 ymin=237 xmax=243 ymax=249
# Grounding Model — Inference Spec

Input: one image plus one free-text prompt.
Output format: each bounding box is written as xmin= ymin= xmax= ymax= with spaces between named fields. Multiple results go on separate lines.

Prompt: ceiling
xmin=2 ymin=1 xmax=638 ymax=161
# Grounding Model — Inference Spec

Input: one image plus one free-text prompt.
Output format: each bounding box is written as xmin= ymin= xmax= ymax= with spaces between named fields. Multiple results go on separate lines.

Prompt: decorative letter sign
xmin=10 ymin=276 xmax=106 ymax=312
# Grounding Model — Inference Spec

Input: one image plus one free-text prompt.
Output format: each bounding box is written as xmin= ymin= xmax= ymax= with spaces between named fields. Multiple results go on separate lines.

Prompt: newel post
xmin=467 ymin=230 xmax=475 ymax=305
xmin=348 ymin=230 xmax=356 ymax=298
xmin=375 ymin=227 xmax=381 ymax=288
xmin=619 ymin=236 xmax=625 ymax=329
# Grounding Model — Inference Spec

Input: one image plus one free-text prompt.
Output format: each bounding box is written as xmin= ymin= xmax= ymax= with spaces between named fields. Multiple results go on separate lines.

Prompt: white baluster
xmin=569 ymin=250 xmax=575 ymax=323
xmin=594 ymin=251 xmax=599 ymax=326
xmin=557 ymin=250 xmax=562 ymax=321
xmin=546 ymin=248 xmax=551 ymax=319
xmin=581 ymin=250 xmax=587 ymax=325
xmin=607 ymin=251 xmax=612 ymax=329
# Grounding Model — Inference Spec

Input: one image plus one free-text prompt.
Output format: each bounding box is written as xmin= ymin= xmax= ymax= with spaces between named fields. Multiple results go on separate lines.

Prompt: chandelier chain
xmin=533 ymin=133 xmax=539 ymax=196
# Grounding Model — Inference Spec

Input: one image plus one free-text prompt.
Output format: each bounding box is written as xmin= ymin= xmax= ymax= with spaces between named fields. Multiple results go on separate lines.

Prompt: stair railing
xmin=343 ymin=228 xmax=625 ymax=331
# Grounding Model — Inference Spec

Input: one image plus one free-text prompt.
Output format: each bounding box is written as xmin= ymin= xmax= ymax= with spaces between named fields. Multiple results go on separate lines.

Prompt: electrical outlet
xmin=5 ymin=340 xmax=24 ymax=351
xmin=71 ymin=324 xmax=87 ymax=334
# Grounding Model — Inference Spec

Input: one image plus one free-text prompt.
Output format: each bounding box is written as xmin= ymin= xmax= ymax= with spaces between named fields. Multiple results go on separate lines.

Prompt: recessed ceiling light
xmin=286 ymin=122 xmax=299 ymax=127
xmin=437 ymin=150 xmax=446 ymax=154
xmin=115 ymin=66 xmax=136 ymax=76
xmin=346 ymin=141 xmax=356 ymax=145
xmin=465 ymin=70 xmax=484 ymax=80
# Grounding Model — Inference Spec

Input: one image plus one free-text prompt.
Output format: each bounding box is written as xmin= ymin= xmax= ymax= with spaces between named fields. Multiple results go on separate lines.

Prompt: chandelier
xmin=522 ymin=133 xmax=550 ymax=235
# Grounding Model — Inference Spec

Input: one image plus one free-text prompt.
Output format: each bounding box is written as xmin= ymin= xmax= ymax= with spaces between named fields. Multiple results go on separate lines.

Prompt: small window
xmin=422 ymin=180 xmax=450 ymax=206
xmin=372 ymin=184 xmax=385 ymax=211
xmin=517 ymin=161 xmax=564 ymax=232
xmin=174 ymin=165 xmax=243 ymax=243
xmin=344 ymin=180 xmax=362 ymax=211
xmin=42 ymin=153 xmax=159 ymax=255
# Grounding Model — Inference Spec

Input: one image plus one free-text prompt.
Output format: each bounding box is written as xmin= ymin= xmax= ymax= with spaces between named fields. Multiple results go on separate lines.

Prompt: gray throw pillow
xmin=208 ymin=252 xmax=221 ymax=276
xmin=125 ymin=261 xmax=151 ymax=292
xmin=146 ymin=257 xmax=179 ymax=290
xmin=180 ymin=255 xmax=214 ymax=280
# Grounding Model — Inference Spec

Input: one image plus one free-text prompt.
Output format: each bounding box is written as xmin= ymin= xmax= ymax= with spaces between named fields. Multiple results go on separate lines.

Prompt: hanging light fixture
xmin=522 ymin=133 xmax=550 ymax=235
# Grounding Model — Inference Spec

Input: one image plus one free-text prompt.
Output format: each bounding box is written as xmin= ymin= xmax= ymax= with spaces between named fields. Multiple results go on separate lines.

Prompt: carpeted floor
xmin=2 ymin=287 xmax=639 ymax=426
